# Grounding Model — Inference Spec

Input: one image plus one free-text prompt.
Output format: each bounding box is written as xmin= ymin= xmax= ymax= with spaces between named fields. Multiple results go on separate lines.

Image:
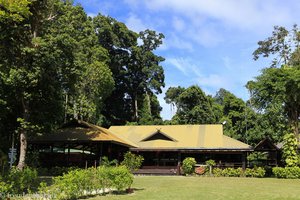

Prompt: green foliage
xmin=165 ymin=86 xmax=216 ymax=124
xmin=121 ymin=152 xmax=144 ymax=172
xmin=44 ymin=168 xmax=95 ymax=199
xmin=101 ymin=156 xmax=118 ymax=167
xmin=205 ymin=159 xmax=216 ymax=167
xmin=205 ymin=159 xmax=216 ymax=176
xmin=212 ymin=167 xmax=265 ymax=178
xmin=253 ymin=25 xmax=300 ymax=67
xmin=0 ymin=175 xmax=11 ymax=195
xmin=95 ymin=15 xmax=165 ymax=124
xmin=221 ymin=168 xmax=243 ymax=177
xmin=0 ymin=167 xmax=39 ymax=194
xmin=282 ymin=133 xmax=299 ymax=167
xmin=247 ymin=152 xmax=268 ymax=167
xmin=250 ymin=26 xmax=300 ymax=139
xmin=273 ymin=167 xmax=300 ymax=179
xmin=182 ymin=157 xmax=196 ymax=175
xmin=109 ymin=166 xmax=134 ymax=192
xmin=41 ymin=166 xmax=133 ymax=199
xmin=0 ymin=0 xmax=31 ymax=22
xmin=244 ymin=167 xmax=266 ymax=178
xmin=212 ymin=168 xmax=223 ymax=177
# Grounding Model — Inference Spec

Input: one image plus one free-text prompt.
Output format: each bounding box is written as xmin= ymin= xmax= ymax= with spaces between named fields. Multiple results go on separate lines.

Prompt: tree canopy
xmin=0 ymin=0 xmax=165 ymax=169
xmin=248 ymin=25 xmax=300 ymax=141
xmin=1 ymin=0 xmax=299 ymax=169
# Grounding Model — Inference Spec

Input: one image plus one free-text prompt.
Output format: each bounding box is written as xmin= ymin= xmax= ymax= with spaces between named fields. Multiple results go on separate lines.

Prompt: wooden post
xmin=67 ymin=144 xmax=70 ymax=166
xmin=242 ymin=152 xmax=246 ymax=170
xmin=177 ymin=152 xmax=181 ymax=175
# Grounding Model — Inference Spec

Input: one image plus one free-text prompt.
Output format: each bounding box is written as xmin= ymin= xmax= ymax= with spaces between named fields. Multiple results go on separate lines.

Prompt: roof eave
xmin=130 ymin=147 xmax=253 ymax=152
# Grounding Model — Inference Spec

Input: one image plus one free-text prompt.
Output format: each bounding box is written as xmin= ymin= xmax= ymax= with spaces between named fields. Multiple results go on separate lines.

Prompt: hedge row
xmin=212 ymin=167 xmax=265 ymax=178
xmin=39 ymin=166 xmax=133 ymax=200
xmin=272 ymin=167 xmax=300 ymax=179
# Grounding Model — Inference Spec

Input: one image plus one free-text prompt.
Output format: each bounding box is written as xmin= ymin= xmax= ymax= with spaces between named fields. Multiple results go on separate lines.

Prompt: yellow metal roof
xmin=32 ymin=120 xmax=137 ymax=148
xmin=109 ymin=125 xmax=251 ymax=150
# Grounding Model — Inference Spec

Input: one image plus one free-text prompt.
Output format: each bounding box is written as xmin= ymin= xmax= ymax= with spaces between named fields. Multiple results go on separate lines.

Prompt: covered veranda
xmin=29 ymin=120 xmax=135 ymax=167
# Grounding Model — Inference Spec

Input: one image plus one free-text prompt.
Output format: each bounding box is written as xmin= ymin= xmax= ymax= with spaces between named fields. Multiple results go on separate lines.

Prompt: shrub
xmin=244 ymin=167 xmax=265 ymax=178
xmin=212 ymin=168 xmax=223 ymax=177
xmin=205 ymin=159 xmax=216 ymax=176
xmin=0 ymin=175 xmax=11 ymax=195
xmin=221 ymin=168 xmax=242 ymax=177
xmin=205 ymin=159 xmax=216 ymax=167
xmin=282 ymin=133 xmax=299 ymax=167
xmin=121 ymin=152 xmax=144 ymax=172
xmin=110 ymin=166 xmax=133 ymax=192
xmin=182 ymin=157 xmax=196 ymax=175
xmin=273 ymin=167 xmax=300 ymax=179
xmin=6 ymin=167 xmax=39 ymax=194
xmin=42 ymin=168 xmax=97 ymax=199
xmin=211 ymin=167 xmax=265 ymax=178
xmin=40 ymin=166 xmax=134 ymax=199
xmin=252 ymin=167 xmax=266 ymax=178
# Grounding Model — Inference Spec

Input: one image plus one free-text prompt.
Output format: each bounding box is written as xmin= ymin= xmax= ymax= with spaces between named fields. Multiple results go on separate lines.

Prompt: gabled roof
xmin=109 ymin=124 xmax=252 ymax=151
xmin=30 ymin=120 xmax=137 ymax=148
xmin=141 ymin=129 xmax=178 ymax=142
xmin=254 ymin=138 xmax=279 ymax=151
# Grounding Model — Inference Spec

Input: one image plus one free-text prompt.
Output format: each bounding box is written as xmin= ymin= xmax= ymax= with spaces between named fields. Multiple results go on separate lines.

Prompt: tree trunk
xmin=17 ymin=97 xmax=29 ymax=170
xmin=146 ymin=91 xmax=151 ymax=116
xmin=134 ymin=97 xmax=138 ymax=121
xmin=290 ymin=110 xmax=299 ymax=142
xmin=17 ymin=130 xmax=27 ymax=170
xmin=64 ymin=93 xmax=68 ymax=123
xmin=292 ymin=119 xmax=299 ymax=142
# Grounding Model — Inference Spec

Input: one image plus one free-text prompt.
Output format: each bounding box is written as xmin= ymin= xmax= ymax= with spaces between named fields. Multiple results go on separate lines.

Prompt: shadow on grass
xmin=79 ymin=188 xmax=145 ymax=199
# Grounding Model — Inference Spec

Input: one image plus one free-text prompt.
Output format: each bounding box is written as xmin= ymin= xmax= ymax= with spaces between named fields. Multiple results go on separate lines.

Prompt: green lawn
xmin=84 ymin=176 xmax=300 ymax=200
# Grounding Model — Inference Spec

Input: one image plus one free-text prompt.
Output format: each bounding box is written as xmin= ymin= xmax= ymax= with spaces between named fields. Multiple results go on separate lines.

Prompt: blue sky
xmin=74 ymin=0 xmax=300 ymax=119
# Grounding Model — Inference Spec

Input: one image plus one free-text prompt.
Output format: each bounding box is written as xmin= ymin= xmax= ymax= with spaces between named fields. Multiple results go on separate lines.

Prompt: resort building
xmin=29 ymin=120 xmax=253 ymax=174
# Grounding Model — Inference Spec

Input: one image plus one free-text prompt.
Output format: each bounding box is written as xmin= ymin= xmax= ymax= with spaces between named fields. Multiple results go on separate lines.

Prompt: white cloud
xmin=163 ymin=33 xmax=194 ymax=51
xmin=125 ymin=13 xmax=147 ymax=33
xmin=123 ymin=0 xmax=141 ymax=9
xmin=187 ymin=25 xmax=223 ymax=47
xmin=165 ymin=57 xmax=202 ymax=77
xmin=143 ymin=0 xmax=297 ymax=33
xmin=222 ymin=56 xmax=232 ymax=70
xmin=172 ymin=16 xmax=185 ymax=32
xmin=198 ymin=74 xmax=231 ymax=89
xmin=166 ymin=58 xmax=189 ymax=75
xmin=157 ymin=87 xmax=177 ymax=120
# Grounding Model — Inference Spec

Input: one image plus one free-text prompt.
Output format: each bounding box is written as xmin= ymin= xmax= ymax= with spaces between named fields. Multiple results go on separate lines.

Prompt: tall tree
xmin=94 ymin=16 xmax=165 ymax=124
xmin=249 ymin=25 xmax=300 ymax=141
xmin=126 ymin=30 xmax=165 ymax=121
xmin=93 ymin=15 xmax=138 ymax=125
xmin=213 ymin=89 xmax=247 ymax=141
xmin=165 ymin=85 xmax=215 ymax=124
xmin=253 ymin=25 xmax=300 ymax=67
xmin=247 ymin=66 xmax=300 ymax=140
xmin=0 ymin=0 xmax=52 ymax=170
xmin=0 ymin=0 xmax=102 ymax=169
xmin=52 ymin=5 xmax=115 ymax=124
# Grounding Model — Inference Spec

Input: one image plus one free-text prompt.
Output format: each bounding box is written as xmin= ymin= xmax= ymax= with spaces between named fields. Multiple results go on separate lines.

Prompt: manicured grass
xmin=84 ymin=176 xmax=300 ymax=200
